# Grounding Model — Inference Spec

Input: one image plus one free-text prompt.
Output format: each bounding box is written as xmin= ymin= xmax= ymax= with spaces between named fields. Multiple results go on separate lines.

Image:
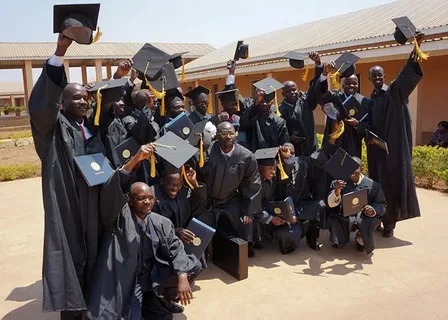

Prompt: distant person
xmin=428 ymin=121 xmax=448 ymax=148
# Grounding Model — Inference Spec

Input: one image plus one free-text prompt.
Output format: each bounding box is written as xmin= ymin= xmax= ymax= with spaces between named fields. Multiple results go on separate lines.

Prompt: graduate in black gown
xmin=366 ymin=33 xmax=424 ymax=237
xmin=87 ymin=145 xmax=202 ymax=320
xmin=327 ymin=157 xmax=386 ymax=254
xmin=185 ymin=86 xmax=212 ymax=124
xmin=240 ymin=78 xmax=290 ymax=152
xmin=159 ymin=89 xmax=187 ymax=136
xmin=29 ymin=34 xmax=107 ymax=319
xmin=197 ymin=122 xmax=262 ymax=256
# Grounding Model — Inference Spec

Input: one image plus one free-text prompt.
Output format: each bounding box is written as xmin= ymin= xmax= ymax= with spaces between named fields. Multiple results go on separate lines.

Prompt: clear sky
xmin=0 ymin=0 xmax=395 ymax=85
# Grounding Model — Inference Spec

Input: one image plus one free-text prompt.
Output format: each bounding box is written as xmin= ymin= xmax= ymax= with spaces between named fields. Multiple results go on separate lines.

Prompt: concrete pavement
xmin=1 ymin=178 xmax=447 ymax=320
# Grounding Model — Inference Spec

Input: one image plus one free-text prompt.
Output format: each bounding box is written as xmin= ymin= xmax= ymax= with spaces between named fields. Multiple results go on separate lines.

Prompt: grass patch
xmin=0 ymin=130 xmax=32 ymax=140
xmin=0 ymin=163 xmax=41 ymax=182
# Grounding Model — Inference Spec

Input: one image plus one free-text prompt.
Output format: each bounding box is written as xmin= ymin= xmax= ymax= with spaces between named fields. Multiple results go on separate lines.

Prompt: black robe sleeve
xmin=391 ymin=53 xmax=423 ymax=103
xmin=306 ymin=65 xmax=324 ymax=111
xmin=238 ymin=154 xmax=263 ymax=217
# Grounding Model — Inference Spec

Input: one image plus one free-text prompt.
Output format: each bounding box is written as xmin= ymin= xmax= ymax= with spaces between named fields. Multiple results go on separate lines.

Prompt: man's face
xmin=222 ymin=100 xmax=238 ymax=115
xmin=258 ymin=99 xmax=273 ymax=115
xmin=194 ymin=93 xmax=209 ymax=115
xmin=282 ymin=83 xmax=299 ymax=104
xmin=168 ymin=101 xmax=185 ymax=119
xmin=350 ymin=166 xmax=362 ymax=183
xmin=259 ymin=164 xmax=276 ymax=181
xmin=64 ymin=84 xmax=88 ymax=120
xmin=112 ymin=99 xmax=125 ymax=118
xmin=369 ymin=67 xmax=385 ymax=90
xmin=161 ymin=174 xmax=183 ymax=200
xmin=343 ymin=76 xmax=359 ymax=96
xmin=217 ymin=126 xmax=236 ymax=149
xmin=129 ymin=186 xmax=156 ymax=216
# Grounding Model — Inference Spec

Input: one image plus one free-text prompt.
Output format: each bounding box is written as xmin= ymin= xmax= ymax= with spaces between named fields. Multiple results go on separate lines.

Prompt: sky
xmin=0 ymin=0 xmax=395 ymax=85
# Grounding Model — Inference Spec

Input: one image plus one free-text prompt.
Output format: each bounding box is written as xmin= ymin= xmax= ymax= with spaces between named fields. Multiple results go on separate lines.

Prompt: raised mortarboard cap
xmin=188 ymin=119 xmax=208 ymax=146
xmin=115 ymin=137 xmax=140 ymax=166
xmin=254 ymin=147 xmax=279 ymax=166
xmin=216 ymin=84 xmax=238 ymax=102
xmin=284 ymin=52 xmax=307 ymax=69
xmin=392 ymin=16 xmax=417 ymax=45
xmin=165 ymin=112 xmax=194 ymax=139
xmin=169 ymin=52 xmax=188 ymax=69
xmin=148 ymin=64 xmax=179 ymax=93
xmin=253 ymin=77 xmax=284 ymax=102
xmin=322 ymin=148 xmax=360 ymax=181
xmin=132 ymin=43 xmax=172 ymax=80
xmin=334 ymin=52 xmax=359 ymax=78
xmin=185 ymin=86 xmax=210 ymax=100
xmin=87 ymin=78 xmax=127 ymax=106
xmin=153 ymin=132 xmax=198 ymax=169
xmin=234 ymin=40 xmax=249 ymax=61
xmin=73 ymin=153 xmax=113 ymax=187
xmin=53 ymin=4 xmax=100 ymax=45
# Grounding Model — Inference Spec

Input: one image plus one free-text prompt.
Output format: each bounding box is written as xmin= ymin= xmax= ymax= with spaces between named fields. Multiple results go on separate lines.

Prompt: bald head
xmin=130 ymin=182 xmax=152 ymax=197
xmin=342 ymin=74 xmax=358 ymax=84
xmin=61 ymin=83 xmax=88 ymax=122
xmin=282 ymin=81 xmax=299 ymax=104
xmin=352 ymin=156 xmax=362 ymax=166
xmin=283 ymin=81 xmax=296 ymax=89
xmin=369 ymin=65 xmax=385 ymax=90
xmin=369 ymin=66 xmax=384 ymax=77
xmin=135 ymin=89 xmax=153 ymax=110
xmin=217 ymin=121 xmax=235 ymax=133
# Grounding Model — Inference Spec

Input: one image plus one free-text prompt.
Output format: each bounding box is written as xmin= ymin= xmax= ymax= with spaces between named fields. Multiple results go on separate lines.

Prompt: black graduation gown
xmin=279 ymin=66 xmax=323 ymax=157
xmin=197 ymin=142 xmax=262 ymax=241
xmin=29 ymin=62 xmax=107 ymax=312
xmin=367 ymin=54 xmax=422 ymax=228
xmin=188 ymin=109 xmax=210 ymax=125
xmin=327 ymin=176 xmax=386 ymax=254
xmin=209 ymin=113 xmax=241 ymax=127
xmin=239 ymin=106 xmax=290 ymax=152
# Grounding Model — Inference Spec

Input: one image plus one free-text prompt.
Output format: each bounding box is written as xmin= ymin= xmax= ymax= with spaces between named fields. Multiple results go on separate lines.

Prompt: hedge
xmin=0 ymin=163 xmax=41 ymax=182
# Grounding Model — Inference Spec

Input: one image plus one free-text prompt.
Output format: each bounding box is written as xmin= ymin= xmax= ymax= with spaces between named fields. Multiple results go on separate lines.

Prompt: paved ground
xmin=1 ymin=178 xmax=447 ymax=320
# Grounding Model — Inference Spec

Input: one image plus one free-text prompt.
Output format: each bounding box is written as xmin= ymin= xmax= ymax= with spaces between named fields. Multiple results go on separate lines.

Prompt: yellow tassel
xmin=206 ymin=92 xmax=213 ymax=114
xmin=91 ymin=27 xmax=102 ymax=44
xmin=330 ymin=62 xmax=345 ymax=90
xmin=144 ymin=61 xmax=166 ymax=115
xmin=181 ymin=58 xmax=186 ymax=81
xmin=277 ymin=153 xmax=289 ymax=181
xmin=182 ymin=166 xmax=195 ymax=190
xmin=301 ymin=59 xmax=309 ymax=81
xmin=329 ymin=120 xmax=345 ymax=140
xmin=274 ymin=91 xmax=281 ymax=117
xmin=150 ymin=153 xmax=156 ymax=178
xmin=236 ymin=89 xmax=240 ymax=112
xmin=94 ymin=83 xmax=109 ymax=126
xmin=160 ymin=96 xmax=166 ymax=117
xmin=199 ymin=136 xmax=204 ymax=168
xmin=247 ymin=48 xmax=250 ymax=59
xmin=413 ymin=38 xmax=429 ymax=62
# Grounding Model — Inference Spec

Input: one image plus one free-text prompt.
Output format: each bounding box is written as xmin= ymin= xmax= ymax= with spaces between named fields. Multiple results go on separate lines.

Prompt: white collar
xmin=221 ymin=144 xmax=235 ymax=157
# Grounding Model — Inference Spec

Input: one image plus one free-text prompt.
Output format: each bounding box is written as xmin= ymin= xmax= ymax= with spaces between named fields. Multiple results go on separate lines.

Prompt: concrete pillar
xmin=81 ymin=65 xmax=88 ymax=85
xmin=409 ymin=84 xmax=423 ymax=146
xmin=106 ymin=63 xmax=112 ymax=80
xmin=22 ymin=60 xmax=33 ymax=109
xmin=10 ymin=95 xmax=16 ymax=107
xmin=63 ymin=60 xmax=70 ymax=83
xmin=95 ymin=59 xmax=103 ymax=82
xmin=194 ymin=80 xmax=199 ymax=87
xmin=267 ymin=72 xmax=273 ymax=78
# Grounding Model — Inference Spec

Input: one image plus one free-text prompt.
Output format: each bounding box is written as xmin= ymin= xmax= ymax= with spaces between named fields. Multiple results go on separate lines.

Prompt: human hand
xmin=177 ymin=274 xmax=193 ymax=306
xmin=218 ymin=111 xmax=230 ymax=122
xmin=134 ymin=144 xmax=156 ymax=162
xmin=323 ymin=62 xmax=336 ymax=76
xmin=227 ymin=60 xmax=236 ymax=75
xmin=345 ymin=118 xmax=359 ymax=127
xmin=176 ymin=228 xmax=196 ymax=244
xmin=309 ymin=52 xmax=321 ymax=64
xmin=334 ymin=180 xmax=346 ymax=197
xmin=115 ymin=59 xmax=133 ymax=78
xmin=279 ymin=145 xmax=292 ymax=160
xmin=185 ymin=167 xmax=199 ymax=188
xmin=55 ymin=33 xmax=73 ymax=57
xmin=242 ymin=216 xmax=253 ymax=225
xmin=271 ymin=216 xmax=286 ymax=226
xmin=363 ymin=205 xmax=376 ymax=217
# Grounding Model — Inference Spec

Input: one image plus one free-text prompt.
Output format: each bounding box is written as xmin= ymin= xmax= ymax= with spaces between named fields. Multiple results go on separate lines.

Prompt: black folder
xmin=184 ymin=218 xmax=216 ymax=259
xmin=266 ymin=196 xmax=296 ymax=223
xmin=366 ymin=130 xmax=389 ymax=155
xmin=212 ymin=232 xmax=248 ymax=281
xmin=115 ymin=137 xmax=140 ymax=165
xmin=342 ymin=189 xmax=368 ymax=217
xmin=73 ymin=153 xmax=114 ymax=187
xmin=165 ymin=112 xmax=194 ymax=140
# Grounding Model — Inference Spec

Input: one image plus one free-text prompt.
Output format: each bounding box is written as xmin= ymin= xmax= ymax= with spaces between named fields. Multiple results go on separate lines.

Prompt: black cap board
xmin=188 ymin=119 xmax=208 ymax=146
xmin=185 ymin=86 xmax=210 ymax=100
xmin=266 ymin=196 xmax=296 ymax=223
xmin=392 ymin=16 xmax=418 ymax=45
xmin=322 ymin=148 xmax=360 ymax=181
xmin=310 ymin=149 xmax=329 ymax=168
xmin=165 ymin=112 xmax=194 ymax=139
xmin=366 ymin=130 xmax=389 ymax=155
xmin=334 ymin=52 xmax=359 ymax=78
xmin=54 ymin=4 xmax=100 ymax=45
xmin=170 ymin=52 xmax=188 ymax=69
xmin=254 ymin=147 xmax=279 ymax=166
xmin=322 ymin=102 xmax=342 ymax=121
xmin=184 ymin=218 xmax=216 ymax=259
xmin=216 ymin=84 xmax=238 ymax=103
xmin=148 ymin=64 xmax=180 ymax=93
xmin=234 ymin=40 xmax=249 ymax=61
xmin=115 ymin=137 xmax=141 ymax=165
xmin=153 ymin=132 xmax=199 ymax=169
xmin=132 ymin=43 xmax=172 ymax=80
xmin=87 ymin=78 xmax=128 ymax=105
xmin=253 ymin=78 xmax=284 ymax=102
xmin=73 ymin=153 xmax=113 ymax=187
xmin=284 ymin=52 xmax=307 ymax=69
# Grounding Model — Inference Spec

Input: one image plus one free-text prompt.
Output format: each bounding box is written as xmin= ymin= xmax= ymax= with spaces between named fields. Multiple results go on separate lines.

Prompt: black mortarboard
xmin=73 ymin=153 xmax=113 ymax=187
xmin=169 ymin=52 xmax=188 ymax=69
xmin=153 ymin=132 xmax=198 ymax=169
xmin=322 ymin=102 xmax=342 ymax=120
xmin=132 ymin=43 xmax=172 ymax=80
xmin=216 ymin=84 xmax=238 ymax=103
xmin=322 ymin=148 xmax=360 ymax=181
xmin=165 ymin=112 xmax=194 ymax=139
xmin=87 ymin=78 xmax=127 ymax=106
xmin=310 ymin=149 xmax=329 ymax=168
xmin=115 ymin=137 xmax=140 ymax=165
xmin=366 ymin=130 xmax=389 ymax=155
xmin=334 ymin=53 xmax=359 ymax=78
xmin=284 ymin=52 xmax=307 ymax=69
xmin=149 ymin=64 xmax=180 ymax=93
xmin=53 ymin=4 xmax=100 ymax=45
xmin=234 ymin=40 xmax=249 ymax=61
xmin=185 ymin=86 xmax=210 ymax=100
xmin=266 ymin=196 xmax=296 ymax=223
xmin=253 ymin=77 xmax=284 ymax=102
xmin=188 ymin=119 xmax=208 ymax=147
xmin=184 ymin=218 xmax=216 ymax=259
xmin=254 ymin=147 xmax=279 ymax=166
xmin=392 ymin=16 xmax=418 ymax=45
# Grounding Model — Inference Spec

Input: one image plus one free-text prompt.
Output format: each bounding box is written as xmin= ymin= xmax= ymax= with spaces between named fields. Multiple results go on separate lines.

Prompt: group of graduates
xmin=30 ymin=10 xmax=425 ymax=320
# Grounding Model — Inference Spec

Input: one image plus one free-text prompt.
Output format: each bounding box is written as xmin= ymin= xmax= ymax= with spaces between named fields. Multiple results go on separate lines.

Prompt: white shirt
xmin=77 ymin=119 xmax=93 ymax=140
xmin=48 ymin=54 xmax=64 ymax=67
xmin=226 ymin=75 xmax=235 ymax=85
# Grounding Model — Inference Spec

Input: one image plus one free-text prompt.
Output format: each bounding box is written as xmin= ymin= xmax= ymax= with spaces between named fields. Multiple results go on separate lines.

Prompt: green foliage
xmin=0 ymin=164 xmax=41 ymax=182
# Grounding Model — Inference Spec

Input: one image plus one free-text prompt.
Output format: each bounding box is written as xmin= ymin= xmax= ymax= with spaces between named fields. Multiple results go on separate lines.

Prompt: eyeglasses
xmin=131 ymin=196 xmax=156 ymax=202
xmin=217 ymin=132 xmax=236 ymax=138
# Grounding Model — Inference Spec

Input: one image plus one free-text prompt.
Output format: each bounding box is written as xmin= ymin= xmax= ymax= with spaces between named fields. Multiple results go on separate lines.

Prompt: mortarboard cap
xmin=53 ymin=4 xmax=100 ymax=45
xmin=153 ymin=132 xmax=199 ymax=169
xmin=170 ymin=52 xmax=188 ymax=69
xmin=253 ymin=77 xmax=284 ymax=102
xmin=185 ymin=86 xmax=210 ymax=100
xmin=216 ymin=84 xmax=238 ymax=103
xmin=188 ymin=119 xmax=208 ymax=147
xmin=165 ymin=112 xmax=194 ymax=139
xmin=254 ymin=147 xmax=279 ymax=166
xmin=132 ymin=43 xmax=172 ymax=80
xmin=284 ymin=52 xmax=307 ymax=69
xmin=322 ymin=102 xmax=341 ymax=121
xmin=234 ymin=40 xmax=249 ymax=61
xmin=366 ymin=130 xmax=389 ymax=155
xmin=87 ymin=78 xmax=127 ymax=106
xmin=322 ymin=148 xmax=360 ymax=181
xmin=334 ymin=52 xmax=359 ymax=78
xmin=115 ymin=137 xmax=140 ymax=166
xmin=392 ymin=16 xmax=418 ymax=45
xmin=73 ymin=153 xmax=113 ymax=187
xmin=184 ymin=218 xmax=216 ymax=259
xmin=149 ymin=64 xmax=180 ymax=93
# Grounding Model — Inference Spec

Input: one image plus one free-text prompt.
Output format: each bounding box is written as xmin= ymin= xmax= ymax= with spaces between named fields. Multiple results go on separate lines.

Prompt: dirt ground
xmin=0 ymin=144 xmax=39 ymax=166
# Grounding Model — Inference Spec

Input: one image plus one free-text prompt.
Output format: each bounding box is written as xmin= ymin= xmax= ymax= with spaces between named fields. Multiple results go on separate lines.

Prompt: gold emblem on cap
xmin=349 ymin=109 xmax=356 ymax=116
xmin=274 ymin=207 xmax=282 ymax=215
xmin=122 ymin=149 xmax=131 ymax=159
xmin=183 ymin=127 xmax=191 ymax=135
xmin=352 ymin=197 xmax=359 ymax=206
xmin=192 ymin=237 xmax=202 ymax=246
xmin=90 ymin=162 xmax=101 ymax=171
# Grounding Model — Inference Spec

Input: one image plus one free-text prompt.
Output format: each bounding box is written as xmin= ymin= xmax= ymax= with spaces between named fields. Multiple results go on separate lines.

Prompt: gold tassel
xmin=150 ymin=153 xmax=156 ymax=178
xmin=277 ymin=153 xmax=289 ymax=181
xmin=144 ymin=61 xmax=166 ymax=115
xmin=199 ymin=136 xmax=204 ymax=168
xmin=206 ymin=92 xmax=213 ymax=114
xmin=160 ymin=96 xmax=166 ymax=117
xmin=94 ymin=83 xmax=109 ymax=126
xmin=92 ymin=27 xmax=102 ymax=44
xmin=301 ymin=59 xmax=309 ymax=81
xmin=247 ymin=48 xmax=250 ymax=59
xmin=182 ymin=166 xmax=195 ymax=190
xmin=181 ymin=58 xmax=186 ymax=81
xmin=274 ymin=91 xmax=281 ymax=117
xmin=236 ymin=89 xmax=240 ymax=112
xmin=329 ymin=120 xmax=345 ymax=140
xmin=413 ymin=38 xmax=429 ymax=62
xmin=330 ymin=62 xmax=345 ymax=90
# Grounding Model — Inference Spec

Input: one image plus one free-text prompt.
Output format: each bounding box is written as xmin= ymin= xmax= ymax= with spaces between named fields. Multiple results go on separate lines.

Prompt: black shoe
xmin=356 ymin=242 xmax=365 ymax=252
xmin=383 ymin=229 xmax=394 ymax=238
xmin=332 ymin=243 xmax=341 ymax=249
xmin=307 ymin=239 xmax=323 ymax=251
xmin=252 ymin=241 xmax=263 ymax=249
xmin=160 ymin=299 xmax=184 ymax=314
xmin=248 ymin=243 xmax=256 ymax=258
